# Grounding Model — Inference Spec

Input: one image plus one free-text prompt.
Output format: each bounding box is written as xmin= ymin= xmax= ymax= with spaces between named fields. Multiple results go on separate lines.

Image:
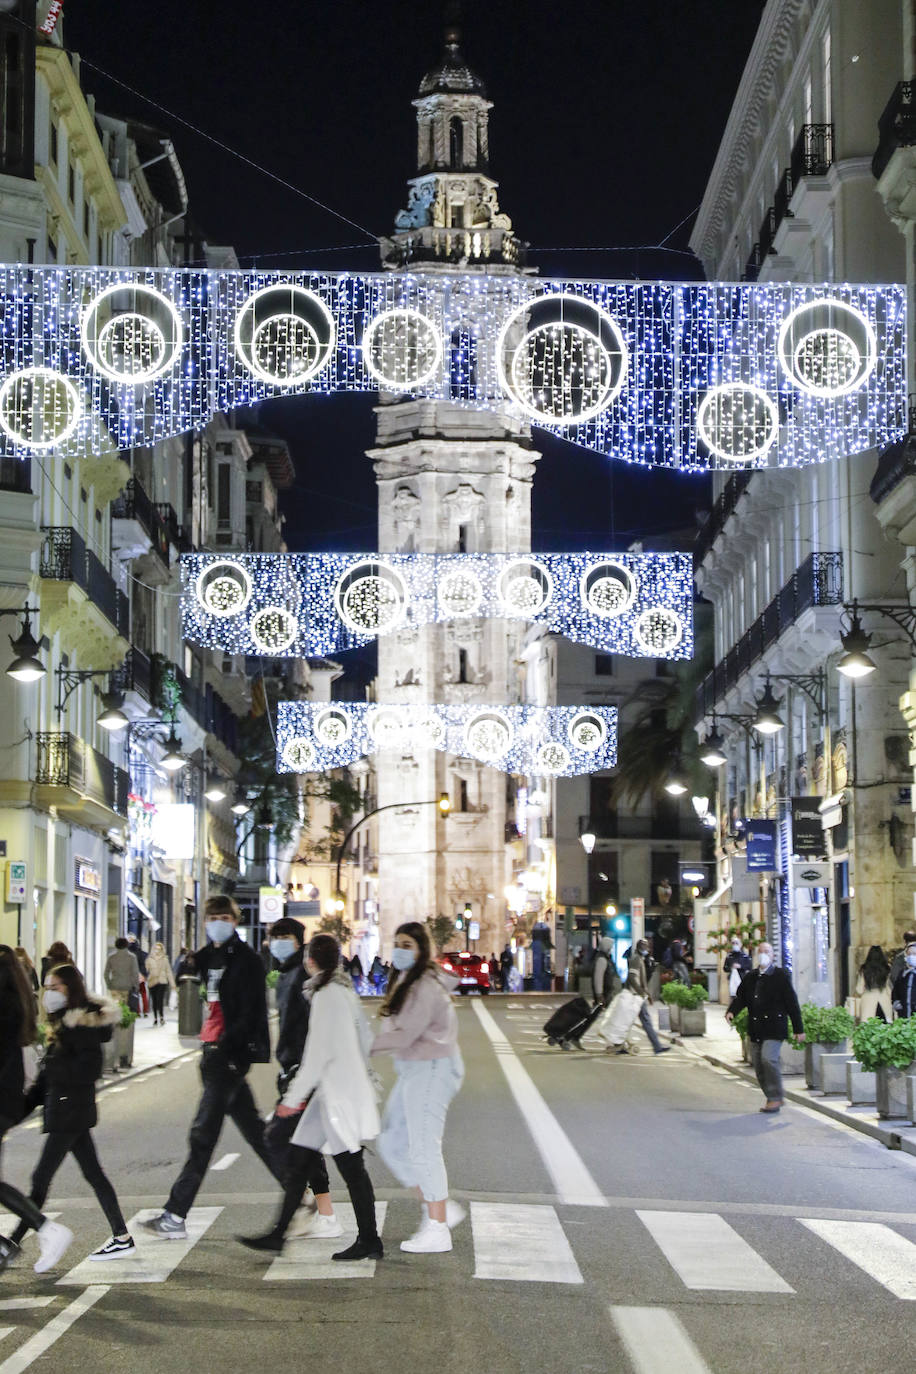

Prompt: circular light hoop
xmin=367 ymin=708 xmax=405 ymax=748
xmin=413 ymin=714 xmax=446 ymax=749
xmin=82 ymin=282 xmax=184 ymax=383
xmin=0 ymin=368 xmax=82 ymax=449
xmin=333 ymin=560 xmax=409 ymax=635
xmin=696 ymin=383 xmax=779 ymax=464
xmin=437 ymin=568 xmax=484 ymax=617
xmin=282 ymin=736 xmax=316 ymax=772
xmin=580 ymin=562 xmax=636 ymax=619
xmin=634 ymin=607 xmax=684 ymax=654
xmin=314 ymin=707 xmax=352 ymax=747
xmin=464 ymin=710 xmax=514 ymax=762
xmin=234 ymin=283 xmax=335 ymax=387
xmin=776 ymin=297 xmax=877 ymax=396
xmin=195 ymin=560 xmax=253 ymax=618
xmin=250 ymin=605 xmax=298 ymax=653
xmin=497 ymin=558 xmax=554 ymax=617
xmin=567 ymin=711 xmax=607 ymax=752
xmin=496 ymin=291 xmax=628 ymax=424
xmin=362 ymin=308 xmax=443 ymax=391
xmin=536 ymin=741 xmax=571 ymax=775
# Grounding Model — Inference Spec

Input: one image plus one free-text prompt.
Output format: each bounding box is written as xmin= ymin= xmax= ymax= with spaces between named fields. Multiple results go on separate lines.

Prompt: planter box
xmin=101 ymin=1034 xmax=118 ymax=1076
xmin=780 ymin=1044 xmax=806 ymax=1076
xmin=679 ymin=1008 xmax=706 ymax=1037
xmin=805 ymin=1039 xmax=850 ymax=1090
xmin=905 ymin=1075 xmax=916 ymax=1126
xmin=818 ymin=1052 xmax=852 ymax=1095
xmin=740 ymin=1034 xmax=749 ymax=1063
xmin=846 ymin=1061 xmax=877 ymax=1106
xmin=876 ymin=1062 xmax=916 ymax=1118
xmin=115 ymin=1021 xmax=135 ymax=1069
xmin=665 ymin=1004 xmax=681 ymax=1033
xmin=656 ymin=1005 xmax=671 ymax=1032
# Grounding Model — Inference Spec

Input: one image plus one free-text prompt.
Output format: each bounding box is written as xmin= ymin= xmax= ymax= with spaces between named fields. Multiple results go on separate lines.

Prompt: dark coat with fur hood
xmin=35 ymin=999 xmax=119 ymax=1134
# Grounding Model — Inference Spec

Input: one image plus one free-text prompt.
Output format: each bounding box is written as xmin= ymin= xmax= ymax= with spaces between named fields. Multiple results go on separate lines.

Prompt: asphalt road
xmin=1 ymin=997 xmax=914 ymax=1374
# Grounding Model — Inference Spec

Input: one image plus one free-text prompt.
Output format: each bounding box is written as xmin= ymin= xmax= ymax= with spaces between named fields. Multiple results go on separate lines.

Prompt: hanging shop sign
xmin=74 ymin=859 xmax=101 ymax=895
xmin=5 ymin=859 xmax=27 ymax=903
xmin=791 ymin=797 xmax=825 ymax=856
xmin=38 ymin=3 xmax=65 ymax=37
xmin=745 ymin=820 xmax=777 ymax=871
xmin=731 ymin=856 xmax=762 ymax=903
xmin=791 ymin=860 xmax=831 ymax=889
xmin=259 ymin=886 xmax=285 ymax=923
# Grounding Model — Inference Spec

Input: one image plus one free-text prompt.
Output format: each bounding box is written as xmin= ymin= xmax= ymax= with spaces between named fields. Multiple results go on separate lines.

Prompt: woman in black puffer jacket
xmin=10 ymin=963 xmax=135 ymax=1264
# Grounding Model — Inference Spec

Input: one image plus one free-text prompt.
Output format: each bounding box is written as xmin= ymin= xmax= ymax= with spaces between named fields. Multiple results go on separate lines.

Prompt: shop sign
xmin=791 ymin=860 xmax=831 ymax=889
xmin=792 ymin=796 xmax=824 ymax=856
xmin=74 ymin=859 xmax=101 ymax=895
xmin=6 ymin=859 xmax=27 ymax=902
xmin=259 ymin=886 xmax=284 ymax=923
xmin=746 ymin=820 xmax=777 ymax=871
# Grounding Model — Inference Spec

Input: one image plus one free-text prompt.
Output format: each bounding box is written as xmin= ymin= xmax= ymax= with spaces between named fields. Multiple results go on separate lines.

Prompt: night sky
xmin=65 ymin=0 xmax=765 ymax=555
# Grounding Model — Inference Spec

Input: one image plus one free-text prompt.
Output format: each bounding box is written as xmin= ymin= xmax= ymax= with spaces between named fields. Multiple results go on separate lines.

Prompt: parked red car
xmin=437 ymin=951 xmax=491 ymax=994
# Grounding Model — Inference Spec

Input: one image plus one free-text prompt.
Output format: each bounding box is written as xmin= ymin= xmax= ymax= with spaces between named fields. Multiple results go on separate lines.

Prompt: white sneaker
xmin=401 ymin=1219 xmax=452 ymax=1253
xmin=445 ymin=1201 xmax=466 ymax=1230
xmin=33 ymin=1220 xmax=74 ymax=1274
xmin=290 ymin=1211 xmax=343 ymax=1240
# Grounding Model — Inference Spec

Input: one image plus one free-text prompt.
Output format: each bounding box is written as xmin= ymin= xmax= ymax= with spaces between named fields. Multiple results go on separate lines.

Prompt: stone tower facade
xmin=369 ymin=24 xmax=539 ymax=954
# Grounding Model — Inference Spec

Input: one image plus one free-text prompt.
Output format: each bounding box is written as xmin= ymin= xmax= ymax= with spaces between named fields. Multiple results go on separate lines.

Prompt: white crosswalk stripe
xmin=471 ymin=1202 xmax=583 ymax=1283
xmin=56 ymin=1208 xmax=221 ymax=1286
xmin=610 ymin=1307 xmax=712 ymax=1374
xmin=210 ymin=1153 xmax=240 ymax=1172
xmin=800 ymin=1219 xmax=916 ymax=1299
xmin=636 ymin=1210 xmax=794 ymax=1293
xmin=0 ymin=1333 xmax=14 ymax=1345
xmin=264 ymin=1203 xmax=387 ymax=1280
xmin=0 ymin=1304 xmax=53 ymax=1314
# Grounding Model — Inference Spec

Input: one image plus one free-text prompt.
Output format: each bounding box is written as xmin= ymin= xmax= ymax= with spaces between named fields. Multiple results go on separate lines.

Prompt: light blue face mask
xmin=43 ymin=988 xmax=68 ymax=1015
xmin=206 ymin=919 xmax=236 ymax=946
xmin=391 ymin=946 xmax=417 ymax=971
xmin=270 ymin=938 xmax=298 ymax=963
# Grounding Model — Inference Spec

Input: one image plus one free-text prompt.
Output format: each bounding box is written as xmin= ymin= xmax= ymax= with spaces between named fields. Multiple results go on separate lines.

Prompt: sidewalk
xmin=677 ymin=1001 xmax=916 ymax=1159
xmin=100 ymin=1008 xmax=199 ymax=1091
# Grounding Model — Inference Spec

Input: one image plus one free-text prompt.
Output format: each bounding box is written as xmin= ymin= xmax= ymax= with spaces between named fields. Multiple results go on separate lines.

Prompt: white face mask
xmin=732 ymin=940 xmax=742 ymax=951
xmin=757 ymin=952 xmax=772 ymax=969
xmin=906 ymin=954 xmax=916 ymax=970
xmin=43 ymin=988 xmax=68 ymax=1015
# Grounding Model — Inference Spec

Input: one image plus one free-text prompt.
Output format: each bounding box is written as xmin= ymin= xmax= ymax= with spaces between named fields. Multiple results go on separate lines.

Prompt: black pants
xmin=0 ymin=1122 xmax=45 ymax=1238
xmin=11 ymin=1129 xmax=125 ymax=1244
xmin=264 ymin=1111 xmax=330 ymax=1195
xmin=150 ymin=985 xmax=168 ymax=1020
xmin=273 ymin=1144 xmax=377 ymax=1244
xmin=165 ymin=1045 xmax=283 ymax=1219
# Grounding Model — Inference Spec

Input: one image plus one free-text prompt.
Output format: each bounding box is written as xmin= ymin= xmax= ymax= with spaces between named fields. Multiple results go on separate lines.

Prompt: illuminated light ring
xmin=497 ymin=558 xmax=554 ymax=617
xmin=282 ymin=737 xmax=317 ymax=772
xmin=776 ymin=297 xmax=877 ymax=397
xmin=361 ymin=307 xmax=443 ymax=391
xmin=437 ymin=568 xmax=484 ymax=617
xmin=464 ymin=710 xmax=514 ymax=762
xmin=696 ymin=383 xmax=779 ymax=464
xmin=195 ymin=560 xmax=253 ymax=618
xmin=634 ymin=607 xmax=685 ymax=655
xmin=496 ymin=291 xmax=629 ymax=424
xmin=250 ymin=605 xmax=298 ymax=653
xmin=367 ymin=708 xmax=406 ymax=747
xmin=81 ymin=282 xmax=184 ymax=383
xmin=333 ymin=560 xmax=409 ymax=635
xmin=413 ymin=714 xmax=446 ymax=749
xmin=580 ymin=561 xmax=636 ymax=619
xmin=536 ymin=741 xmax=572 ymax=774
xmin=0 ymin=367 xmax=82 ymax=450
xmin=233 ymin=283 xmax=335 ymax=387
xmin=314 ymin=707 xmax=352 ymax=747
xmin=567 ymin=711 xmax=607 ymax=752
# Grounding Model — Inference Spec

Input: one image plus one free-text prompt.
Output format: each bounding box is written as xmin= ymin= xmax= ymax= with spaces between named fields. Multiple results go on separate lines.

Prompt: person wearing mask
xmin=592 ymin=936 xmax=618 ymax=1007
xmin=14 ymin=947 xmax=39 ymax=994
xmin=142 ymin=895 xmax=281 ymax=1240
xmin=40 ymin=941 xmax=72 ymax=983
xmin=146 ymin=941 xmax=175 ymax=1027
xmin=8 ymin=963 xmax=134 ymax=1262
xmin=723 ymin=936 xmax=753 ymax=998
xmin=0 ymin=946 xmax=74 ymax=1274
xmin=626 ymin=939 xmax=671 ymax=1055
xmin=371 ymin=922 xmax=464 ymax=1255
xmin=725 ymin=942 xmax=805 ymax=1113
xmin=891 ymin=941 xmax=916 ymax=1020
xmin=855 ymin=945 xmax=893 ymax=1022
xmin=889 ymin=931 xmax=916 ymax=989
xmin=104 ymin=937 xmax=140 ymax=1010
xmin=239 ymin=934 xmax=381 ymax=1261
xmin=663 ymin=939 xmax=691 ymax=986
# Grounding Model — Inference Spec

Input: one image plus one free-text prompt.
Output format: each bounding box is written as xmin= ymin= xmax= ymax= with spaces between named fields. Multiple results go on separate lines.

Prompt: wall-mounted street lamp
xmin=335 ymin=792 xmax=451 ymax=907
xmin=1 ymin=608 xmax=45 ymax=683
xmin=230 ymin=786 xmax=250 ymax=816
xmin=56 ymin=665 xmax=130 ymax=732
xmin=834 ymin=599 xmax=914 ymax=679
xmin=752 ymin=678 xmax=785 ymax=735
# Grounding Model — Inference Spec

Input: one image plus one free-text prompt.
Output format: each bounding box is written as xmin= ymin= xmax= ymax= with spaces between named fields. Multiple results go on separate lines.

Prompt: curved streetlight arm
xmin=335 ymin=798 xmax=447 ymax=901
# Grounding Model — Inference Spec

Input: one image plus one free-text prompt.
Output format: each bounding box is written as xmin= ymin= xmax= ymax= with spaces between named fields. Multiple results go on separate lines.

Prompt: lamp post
xmin=334 ymin=793 xmax=451 ymax=923
xmin=578 ymin=820 xmax=596 ymax=939
xmin=1 ymin=606 xmax=45 ymax=682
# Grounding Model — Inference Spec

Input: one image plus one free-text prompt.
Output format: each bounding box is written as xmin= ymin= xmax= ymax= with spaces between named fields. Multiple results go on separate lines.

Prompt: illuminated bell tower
xmin=369 ymin=19 xmax=537 ymax=953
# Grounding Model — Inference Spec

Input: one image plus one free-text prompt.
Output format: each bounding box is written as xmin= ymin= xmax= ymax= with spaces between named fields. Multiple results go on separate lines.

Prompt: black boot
xmin=332 ymin=1236 xmax=383 ymax=1262
xmin=0 ymin=1234 xmax=21 ymax=1272
xmin=237 ymin=1231 xmax=284 ymax=1254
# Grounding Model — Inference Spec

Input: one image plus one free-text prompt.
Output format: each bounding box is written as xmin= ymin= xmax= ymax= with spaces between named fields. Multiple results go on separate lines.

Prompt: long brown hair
xmin=0 ymin=944 xmax=37 ymax=1047
xmin=45 ymin=963 xmax=90 ymax=1011
xmin=380 ymin=922 xmax=433 ymax=1018
xmin=307 ymin=933 xmax=341 ymax=991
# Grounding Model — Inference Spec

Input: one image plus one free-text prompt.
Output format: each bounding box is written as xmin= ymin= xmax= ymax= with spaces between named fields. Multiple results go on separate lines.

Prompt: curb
xmin=98 ymin=1044 xmax=200 ymax=1093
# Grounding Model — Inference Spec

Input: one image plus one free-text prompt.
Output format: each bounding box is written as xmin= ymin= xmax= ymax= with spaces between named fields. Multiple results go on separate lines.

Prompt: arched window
xmin=449 ymin=116 xmax=463 ymax=168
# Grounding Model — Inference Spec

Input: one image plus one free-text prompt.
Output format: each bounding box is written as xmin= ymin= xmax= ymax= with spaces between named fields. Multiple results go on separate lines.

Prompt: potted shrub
xmin=115 ymin=1001 xmax=138 ymax=1069
xmin=799 ymin=1004 xmax=854 ymax=1090
xmin=678 ymin=982 xmax=708 ymax=1036
xmin=851 ymin=1018 xmax=916 ymax=1118
xmin=660 ymin=980 xmax=684 ymax=1032
xmin=730 ymin=1005 xmax=750 ymax=1061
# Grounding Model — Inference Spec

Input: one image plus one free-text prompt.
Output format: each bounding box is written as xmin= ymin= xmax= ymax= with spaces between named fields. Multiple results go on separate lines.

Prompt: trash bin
xmin=178 ymin=976 xmax=202 ymax=1036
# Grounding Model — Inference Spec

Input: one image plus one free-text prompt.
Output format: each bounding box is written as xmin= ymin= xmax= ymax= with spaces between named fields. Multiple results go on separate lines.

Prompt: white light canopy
xmin=0 ymin=268 xmax=903 ymax=471
xmin=180 ymin=550 xmax=694 ymax=659
xmin=276 ymin=702 xmax=618 ymax=777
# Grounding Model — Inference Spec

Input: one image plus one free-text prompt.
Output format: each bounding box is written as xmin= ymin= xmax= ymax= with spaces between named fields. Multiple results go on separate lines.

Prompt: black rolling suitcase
xmin=543 ymin=995 xmax=603 ymax=1049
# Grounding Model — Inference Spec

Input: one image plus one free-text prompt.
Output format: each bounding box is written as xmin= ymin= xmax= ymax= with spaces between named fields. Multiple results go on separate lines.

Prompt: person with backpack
xmin=0 ymin=946 xmax=74 ymax=1274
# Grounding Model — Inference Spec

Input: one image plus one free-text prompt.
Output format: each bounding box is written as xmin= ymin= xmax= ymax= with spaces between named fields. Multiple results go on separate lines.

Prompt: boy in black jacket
xmin=725 ymin=941 xmax=805 ymax=1114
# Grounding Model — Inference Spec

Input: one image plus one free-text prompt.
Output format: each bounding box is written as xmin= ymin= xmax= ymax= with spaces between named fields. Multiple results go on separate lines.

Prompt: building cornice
xmin=36 ymin=46 xmax=126 ymax=232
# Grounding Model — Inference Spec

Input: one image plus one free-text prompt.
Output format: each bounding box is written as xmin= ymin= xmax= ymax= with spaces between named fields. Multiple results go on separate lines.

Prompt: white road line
xmin=0 ymin=1214 xmax=59 ymax=1234
xmin=56 ymin=1207 xmax=221 ymax=1286
xmin=801 ymin=1219 xmax=916 ymax=1299
xmin=264 ymin=1202 xmax=387 ymax=1281
xmin=0 ymin=1303 xmax=53 ymax=1314
xmin=471 ymin=1202 xmax=583 ymax=1284
xmin=472 ymin=1001 xmax=607 ymax=1208
xmin=610 ymin=1306 xmax=712 ymax=1374
xmin=0 ymin=1333 xmax=13 ymax=1345
xmin=636 ymin=1211 xmax=793 ymax=1293
xmin=105 ymin=1087 xmax=127 ymax=1094
xmin=0 ymin=1286 xmax=108 ymax=1374
xmin=210 ymin=1153 xmax=240 ymax=1172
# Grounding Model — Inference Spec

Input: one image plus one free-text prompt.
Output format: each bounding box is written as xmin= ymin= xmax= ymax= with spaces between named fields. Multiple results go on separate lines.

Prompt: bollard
xmin=178 ymin=976 xmax=203 ymax=1037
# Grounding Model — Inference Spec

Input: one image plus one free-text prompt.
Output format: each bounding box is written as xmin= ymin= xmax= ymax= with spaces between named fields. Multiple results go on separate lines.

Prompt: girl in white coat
xmin=239 ymin=934 xmax=382 ymax=1262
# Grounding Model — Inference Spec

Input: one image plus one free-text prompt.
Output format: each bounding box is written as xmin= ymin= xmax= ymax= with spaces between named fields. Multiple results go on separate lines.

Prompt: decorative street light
xmin=335 ymin=792 xmax=451 ymax=913
xmin=2 ymin=608 xmax=46 ymax=683
xmin=752 ymin=679 xmax=785 ymax=735
xmin=159 ymin=726 xmax=187 ymax=772
xmin=96 ymin=689 xmax=130 ymax=732
xmin=837 ymin=607 xmax=878 ymax=679
xmin=231 ymin=786 xmax=251 ymax=816
xmin=699 ymin=720 xmax=728 ymax=768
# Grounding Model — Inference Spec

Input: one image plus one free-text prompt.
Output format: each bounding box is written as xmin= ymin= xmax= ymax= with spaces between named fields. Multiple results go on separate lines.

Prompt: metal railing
xmin=741 ymin=242 xmax=762 ymax=282
xmin=773 ymin=166 xmax=795 ymax=230
xmin=873 ymin=80 xmax=916 ymax=180
xmin=791 ymin=123 xmax=834 ymax=183
xmin=758 ymin=205 xmax=778 ymax=258
xmin=112 ymin=478 xmax=170 ymax=567
xmin=40 ymin=527 xmax=129 ymax=636
xmin=694 ymin=469 xmax=755 ymax=566
xmin=34 ymin=731 xmax=129 ymax=816
xmin=111 ymin=646 xmax=152 ymax=702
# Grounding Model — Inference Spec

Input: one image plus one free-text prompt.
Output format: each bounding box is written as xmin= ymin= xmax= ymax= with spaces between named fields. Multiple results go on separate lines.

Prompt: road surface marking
xmin=636 ymin=1211 xmax=794 ymax=1292
xmin=56 ymin=1207 xmax=221 ymax=1286
xmin=471 ymin=1202 xmax=583 ymax=1283
xmin=800 ymin=1219 xmax=916 ymax=1299
xmin=264 ymin=1202 xmax=387 ymax=1281
xmin=0 ymin=1286 xmax=107 ymax=1374
xmin=105 ymin=1087 xmax=127 ymax=1094
xmin=0 ymin=1215 xmax=59 ymax=1234
xmin=0 ymin=1303 xmax=53 ymax=1314
xmin=210 ymin=1153 xmax=240 ymax=1171
xmin=610 ymin=1307 xmax=712 ymax=1374
xmin=0 ymin=1333 xmax=13 ymax=1345
xmin=472 ymin=1001 xmax=607 ymax=1207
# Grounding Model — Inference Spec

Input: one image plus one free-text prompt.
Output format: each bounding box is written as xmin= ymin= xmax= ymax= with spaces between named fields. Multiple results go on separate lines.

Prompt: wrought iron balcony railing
xmin=791 ymin=122 xmax=835 ymax=183
xmin=773 ymin=166 xmax=795 ymax=231
xmin=873 ymin=80 xmax=916 ymax=180
xmin=741 ymin=242 xmax=762 ymax=282
xmin=40 ymin=526 xmax=129 ymax=637
xmin=112 ymin=478 xmax=170 ymax=566
xmin=694 ymin=469 xmax=755 ymax=566
xmin=758 ymin=206 xmax=779 ymax=258
xmin=34 ymin=731 xmax=129 ymax=816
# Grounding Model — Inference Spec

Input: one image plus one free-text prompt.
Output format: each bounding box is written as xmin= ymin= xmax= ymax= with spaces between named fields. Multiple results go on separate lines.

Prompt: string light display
xmin=276 ymin=702 xmax=618 ymax=777
xmin=180 ymin=550 xmax=694 ymax=659
xmin=0 ymin=267 xmax=903 ymax=470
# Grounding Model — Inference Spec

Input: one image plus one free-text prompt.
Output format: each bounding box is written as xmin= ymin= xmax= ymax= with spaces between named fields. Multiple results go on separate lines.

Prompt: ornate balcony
xmin=34 ymin=731 xmax=129 ymax=827
xmin=873 ymin=81 xmax=916 ymax=181
xmin=694 ymin=469 xmax=755 ymax=567
xmin=39 ymin=527 xmax=129 ymax=666
xmin=791 ymin=123 xmax=835 ymax=182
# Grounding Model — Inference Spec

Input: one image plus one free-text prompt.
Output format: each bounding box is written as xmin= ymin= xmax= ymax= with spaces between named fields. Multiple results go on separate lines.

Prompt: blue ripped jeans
xmin=378 ymin=1052 xmax=464 ymax=1202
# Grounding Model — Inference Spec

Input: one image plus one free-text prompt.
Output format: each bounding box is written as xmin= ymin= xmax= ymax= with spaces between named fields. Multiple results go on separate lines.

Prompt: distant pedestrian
xmin=40 ymin=941 xmax=72 ymax=983
xmin=725 ymin=942 xmax=805 ymax=1114
xmin=127 ymin=935 xmax=150 ymax=1016
xmin=499 ymin=944 xmax=513 ymax=991
xmin=625 ymin=939 xmax=671 ymax=1055
xmin=663 ymin=939 xmax=690 ymax=986
xmin=0 ymin=945 xmax=74 ymax=1274
xmin=891 ymin=941 xmax=916 ymax=1019
xmin=142 ymin=895 xmax=281 ymax=1241
xmin=174 ymin=947 xmax=196 ymax=980
xmin=372 ymin=922 xmax=464 ymax=1254
xmin=723 ymin=937 xmax=752 ymax=998
xmin=856 ymin=945 xmax=892 ymax=1022
xmin=240 ymin=934 xmax=381 ymax=1261
xmin=9 ymin=963 xmax=135 ymax=1262
xmin=104 ymin=937 xmax=140 ymax=1010
xmin=350 ymin=953 xmax=364 ymax=993
xmin=370 ymin=954 xmax=386 ymax=994
xmin=487 ymin=952 xmax=499 ymax=990
xmin=889 ymin=930 xmax=916 ymax=989
xmin=146 ymin=941 xmax=175 ymax=1026
xmin=14 ymin=946 xmax=39 ymax=993
xmin=592 ymin=936 xmax=619 ymax=1007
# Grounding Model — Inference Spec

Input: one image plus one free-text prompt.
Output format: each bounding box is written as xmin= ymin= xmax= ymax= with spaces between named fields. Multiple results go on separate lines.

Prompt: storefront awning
xmin=127 ymin=890 xmax=160 ymax=929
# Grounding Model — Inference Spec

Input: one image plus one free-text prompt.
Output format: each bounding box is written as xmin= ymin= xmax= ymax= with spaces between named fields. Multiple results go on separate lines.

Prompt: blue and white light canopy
xmin=0 ymin=267 xmax=904 ymax=470
xmin=276 ymin=702 xmax=618 ymax=778
xmin=181 ymin=551 xmax=693 ymax=659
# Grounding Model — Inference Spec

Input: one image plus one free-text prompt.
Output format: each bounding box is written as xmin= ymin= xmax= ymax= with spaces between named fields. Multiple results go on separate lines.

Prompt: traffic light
xmin=455 ymin=912 xmax=464 ymax=931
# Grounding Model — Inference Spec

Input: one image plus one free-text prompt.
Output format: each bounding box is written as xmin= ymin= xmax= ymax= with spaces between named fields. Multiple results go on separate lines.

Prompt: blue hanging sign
xmin=746 ymin=820 xmax=777 ymax=871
